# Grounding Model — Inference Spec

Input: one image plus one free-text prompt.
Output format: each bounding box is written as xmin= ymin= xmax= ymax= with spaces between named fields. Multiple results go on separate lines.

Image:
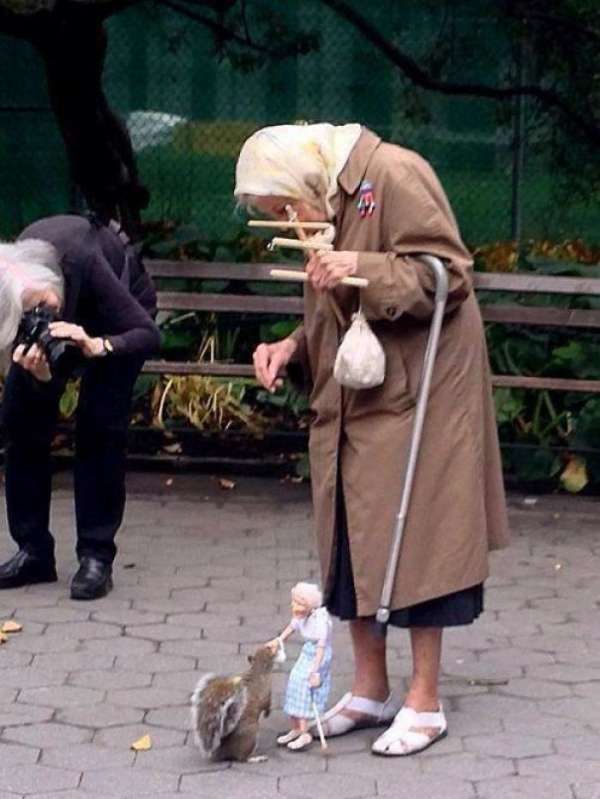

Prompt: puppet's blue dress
xmin=283 ymin=606 xmax=332 ymax=718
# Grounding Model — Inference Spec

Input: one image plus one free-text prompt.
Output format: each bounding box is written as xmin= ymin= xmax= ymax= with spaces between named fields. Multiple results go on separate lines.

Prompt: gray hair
xmin=0 ymin=238 xmax=63 ymax=355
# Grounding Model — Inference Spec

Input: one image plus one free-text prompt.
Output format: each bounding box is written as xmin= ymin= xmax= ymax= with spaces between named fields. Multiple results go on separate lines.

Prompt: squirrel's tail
xmin=191 ymin=673 xmax=248 ymax=757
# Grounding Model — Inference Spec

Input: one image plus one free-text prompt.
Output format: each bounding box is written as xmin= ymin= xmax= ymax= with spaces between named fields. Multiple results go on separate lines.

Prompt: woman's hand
xmin=48 ymin=322 xmax=105 ymax=358
xmin=253 ymin=337 xmax=297 ymax=393
xmin=12 ymin=343 xmax=52 ymax=383
xmin=306 ymin=250 xmax=358 ymax=290
xmin=308 ymin=671 xmax=321 ymax=688
xmin=265 ymin=638 xmax=280 ymax=654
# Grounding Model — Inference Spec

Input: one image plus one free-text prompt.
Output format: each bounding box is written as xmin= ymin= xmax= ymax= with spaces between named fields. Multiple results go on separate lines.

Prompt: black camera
xmin=16 ymin=306 xmax=82 ymax=380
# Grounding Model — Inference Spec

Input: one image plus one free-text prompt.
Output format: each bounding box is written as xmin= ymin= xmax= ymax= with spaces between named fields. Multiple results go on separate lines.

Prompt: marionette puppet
xmin=268 ymin=582 xmax=333 ymax=751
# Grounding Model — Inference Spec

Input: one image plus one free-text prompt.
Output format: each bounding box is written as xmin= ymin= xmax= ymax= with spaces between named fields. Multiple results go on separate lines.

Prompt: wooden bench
xmin=144 ymin=259 xmax=600 ymax=394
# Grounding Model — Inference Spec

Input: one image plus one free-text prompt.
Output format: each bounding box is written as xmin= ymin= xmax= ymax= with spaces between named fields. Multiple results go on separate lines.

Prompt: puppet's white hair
xmin=0 ymin=239 xmax=63 ymax=358
xmin=292 ymin=581 xmax=323 ymax=610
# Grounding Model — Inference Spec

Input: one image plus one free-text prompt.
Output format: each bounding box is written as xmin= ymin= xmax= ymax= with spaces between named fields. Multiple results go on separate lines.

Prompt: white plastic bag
xmin=333 ymin=308 xmax=386 ymax=389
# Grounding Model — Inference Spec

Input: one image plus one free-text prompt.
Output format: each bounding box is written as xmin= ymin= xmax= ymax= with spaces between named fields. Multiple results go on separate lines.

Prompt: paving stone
xmin=132 ymin=742 xmax=208 ymax=773
xmin=91 ymin=608 xmax=165 ymax=626
xmin=125 ymin=622 xmax=203 ymax=641
xmin=0 ymin=741 xmax=40 ymax=765
xmin=159 ymin=639 xmax=238 ymax=658
xmin=115 ymin=653 xmax=195 ymax=673
xmin=0 ymin=667 xmax=67 ymax=689
xmin=82 ymin=636 xmax=157 ymax=657
xmin=538 ymin=697 xmax=600 ymax=726
xmin=93 ymin=723 xmax=186 ymax=749
xmin=80 ymin=765 xmax=178 ymax=794
xmin=0 ymin=703 xmax=53 ymax=727
xmin=68 ymin=668 xmax=153 ymax=691
xmin=57 ymin=704 xmax=144 ymax=728
xmin=464 ymin=732 xmax=552 ymax=758
xmin=42 ymin=621 xmax=121 ymax=640
xmin=3 ymin=634 xmax=80 ymax=655
xmin=498 ymin=677 xmax=572 ymax=699
xmin=19 ymin=685 xmax=104 ymax=708
xmin=477 ymin=776 xmax=575 ymax=799
xmin=109 ymin=687 xmax=189 ymax=709
xmin=0 ymin=650 xmax=33 ymax=668
xmin=0 ymin=764 xmax=80 ymax=794
xmin=181 ymin=770 xmax=280 ymax=798
xmin=151 ymin=670 xmax=200 ymax=691
xmin=33 ymin=652 xmax=115 ymax=672
xmin=42 ymin=742 xmax=135 ymax=770
xmin=526 ymin=664 xmax=600 ymax=682
xmin=519 ymin=756 xmax=600 ymax=782
xmin=15 ymin=606 xmax=91 ymax=624
xmin=280 ymin=774 xmax=378 ymax=799
xmin=573 ymin=783 xmax=600 ymax=799
xmin=376 ymin=776 xmax=475 ymax=799
xmin=418 ymin=752 xmax=516 ymax=781
xmin=145 ymin=705 xmax=190 ymax=731
xmin=3 ymin=722 xmax=93 ymax=747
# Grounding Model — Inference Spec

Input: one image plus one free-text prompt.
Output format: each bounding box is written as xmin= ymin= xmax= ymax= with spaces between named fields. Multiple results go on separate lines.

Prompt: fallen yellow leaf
xmin=560 ymin=456 xmax=588 ymax=494
xmin=1 ymin=620 xmax=23 ymax=634
xmin=131 ymin=734 xmax=152 ymax=751
xmin=0 ymin=631 xmax=7 ymax=644
xmin=219 ymin=478 xmax=236 ymax=490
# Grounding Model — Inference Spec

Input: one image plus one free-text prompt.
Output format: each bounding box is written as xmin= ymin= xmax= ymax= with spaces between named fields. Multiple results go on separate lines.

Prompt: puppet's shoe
xmin=287 ymin=732 xmax=313 ymax=751
xmin=318 ymin=692 xmax=401 ymax=737
xmin=371 ymin=705 xmax=447 ymax=756
xmin=277 ymin=730 xmax=302 ymax=746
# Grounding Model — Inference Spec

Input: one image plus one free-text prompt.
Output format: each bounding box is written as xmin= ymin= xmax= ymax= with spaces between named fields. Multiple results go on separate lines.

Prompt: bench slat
xmin=474 ymin=272 xmax=600 ymax=296
xmin=147 ymin=260 xmax=287 ymax=282
xmin=492 ymin=375 xmax=600 ymax=393
xmin=481 ymin=304 xmax=600 ymax=329
xmin=157 ymin=292 xmax=304 ymax=314
xmin=143 ymin=360 xmax=255 ymax=377
xmin=142 ymin=361 xmax=600 ymax=394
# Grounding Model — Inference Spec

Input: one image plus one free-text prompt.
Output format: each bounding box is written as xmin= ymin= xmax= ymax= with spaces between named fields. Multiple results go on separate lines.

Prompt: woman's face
xmin=291 ymin=595 xmax=310 ymax=618
xmin=251 ymin=196 xmax=327 ymax=223
xmin=21 ymin=286 xmax=61 ymax=313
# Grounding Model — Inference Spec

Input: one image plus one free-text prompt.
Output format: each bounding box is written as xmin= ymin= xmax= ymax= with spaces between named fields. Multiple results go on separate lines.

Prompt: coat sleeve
xmin=354 ymin=160 xmax=473 ymax=321
xmin=84 ymin=252 xmax=161 ymax=357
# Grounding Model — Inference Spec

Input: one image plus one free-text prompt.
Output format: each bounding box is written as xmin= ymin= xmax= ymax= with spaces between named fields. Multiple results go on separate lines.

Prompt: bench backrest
xmin=145 ymin=260 xmax=600 ymax=393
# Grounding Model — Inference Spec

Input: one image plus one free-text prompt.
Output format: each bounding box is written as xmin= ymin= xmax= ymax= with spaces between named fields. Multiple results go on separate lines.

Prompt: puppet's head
xmin=291 ymin=581 xmax=323 ymax=618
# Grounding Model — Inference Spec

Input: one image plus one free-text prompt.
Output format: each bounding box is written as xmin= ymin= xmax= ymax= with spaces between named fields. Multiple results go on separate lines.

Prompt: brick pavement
xmin=0 ymin=473 xmax=599 ymax=798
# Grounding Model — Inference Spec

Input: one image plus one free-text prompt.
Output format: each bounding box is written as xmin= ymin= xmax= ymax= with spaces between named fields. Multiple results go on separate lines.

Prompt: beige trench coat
xmin=290 ymin=129 xmax=510 ymax=617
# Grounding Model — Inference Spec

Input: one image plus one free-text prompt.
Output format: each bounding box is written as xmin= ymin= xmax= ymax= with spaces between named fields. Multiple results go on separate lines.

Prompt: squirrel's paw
xmin=247 ymin=754 xmax=268 ymax=763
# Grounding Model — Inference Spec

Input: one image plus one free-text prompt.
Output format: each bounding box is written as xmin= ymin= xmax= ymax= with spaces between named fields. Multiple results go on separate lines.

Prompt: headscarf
xmin=234 ymin=123 xmax=362 ymax=220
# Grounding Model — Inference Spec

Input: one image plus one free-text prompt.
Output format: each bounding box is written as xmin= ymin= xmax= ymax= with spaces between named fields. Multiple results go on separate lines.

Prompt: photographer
xmin=0 ymin=215 xmax=160 ymax=600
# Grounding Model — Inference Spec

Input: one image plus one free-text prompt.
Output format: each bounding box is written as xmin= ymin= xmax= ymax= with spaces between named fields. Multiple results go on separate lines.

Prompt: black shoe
xmin=0 ymin=550 xmax=58 ymax=590
xmin=70 ymin=557 xmax=113 ymax=601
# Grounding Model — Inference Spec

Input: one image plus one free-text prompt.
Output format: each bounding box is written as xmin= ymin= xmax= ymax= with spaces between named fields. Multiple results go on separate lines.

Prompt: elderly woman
xmin=235 ymin=124 xmax=509 ymax=756
xmin=0 ymin=215 xmax=159 ymax=600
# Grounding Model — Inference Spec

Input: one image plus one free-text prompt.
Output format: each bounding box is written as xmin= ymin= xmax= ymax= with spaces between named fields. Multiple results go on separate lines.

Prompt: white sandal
xmin=287 ymin=732 xmax=313 ymax=751
xmin=277 ymin=729 xmax=302 ymax=746
xmin=371 ymin=704 xmax=447 ymax=756
xmin=317 ymin=692 xmax=401 ymax=737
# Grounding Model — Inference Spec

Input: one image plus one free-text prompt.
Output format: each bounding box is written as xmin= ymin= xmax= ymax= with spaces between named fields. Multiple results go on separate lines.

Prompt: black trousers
xmin=2 ymin=355 xmax=143 ymax=565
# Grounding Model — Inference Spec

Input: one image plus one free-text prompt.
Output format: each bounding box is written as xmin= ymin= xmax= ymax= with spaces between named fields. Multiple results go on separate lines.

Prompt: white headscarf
xmin=234 ymin=123 xmax=362 ymax=220
xmin=0 ymin=239 xmax=63 ymax=356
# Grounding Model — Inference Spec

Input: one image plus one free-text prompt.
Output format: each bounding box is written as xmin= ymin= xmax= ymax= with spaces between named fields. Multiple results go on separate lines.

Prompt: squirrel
xmin=190 ymin=643 xmax=283 ymax=762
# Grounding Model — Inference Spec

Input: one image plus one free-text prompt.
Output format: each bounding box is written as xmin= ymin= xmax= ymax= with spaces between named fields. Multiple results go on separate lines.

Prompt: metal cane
xmin=376 ymin=255 xmax=450 ymax=625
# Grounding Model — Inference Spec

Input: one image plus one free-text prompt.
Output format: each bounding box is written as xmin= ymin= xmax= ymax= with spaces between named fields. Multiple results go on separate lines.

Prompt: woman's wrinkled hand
xmin=253 ymin=337 xmax=297 ymax=393
xmin=48 ymin=322 xmax=104 ymax=358
xmin=12 ymin=343 xmax=52 ymax=383
xmin=306 ymin=250 xmax=358 ymax=290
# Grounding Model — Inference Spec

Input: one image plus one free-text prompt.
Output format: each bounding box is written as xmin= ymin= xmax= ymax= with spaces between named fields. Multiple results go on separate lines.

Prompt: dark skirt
xmin=326 ymin=480 xmax=484 ymax=628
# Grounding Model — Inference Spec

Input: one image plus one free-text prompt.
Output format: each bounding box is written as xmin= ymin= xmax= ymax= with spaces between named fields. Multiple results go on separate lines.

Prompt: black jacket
xmin=19 ymin=215 xmax=160 ymax=357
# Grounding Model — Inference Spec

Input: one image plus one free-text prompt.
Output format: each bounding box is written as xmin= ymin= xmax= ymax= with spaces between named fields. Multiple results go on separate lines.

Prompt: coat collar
xmin=337 ymin=127 xmax=382 ymax=196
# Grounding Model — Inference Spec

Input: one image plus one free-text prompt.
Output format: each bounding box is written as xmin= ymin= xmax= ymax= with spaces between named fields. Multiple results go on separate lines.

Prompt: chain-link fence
xmin=1 ymin=0 xmax=597 ymax=246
